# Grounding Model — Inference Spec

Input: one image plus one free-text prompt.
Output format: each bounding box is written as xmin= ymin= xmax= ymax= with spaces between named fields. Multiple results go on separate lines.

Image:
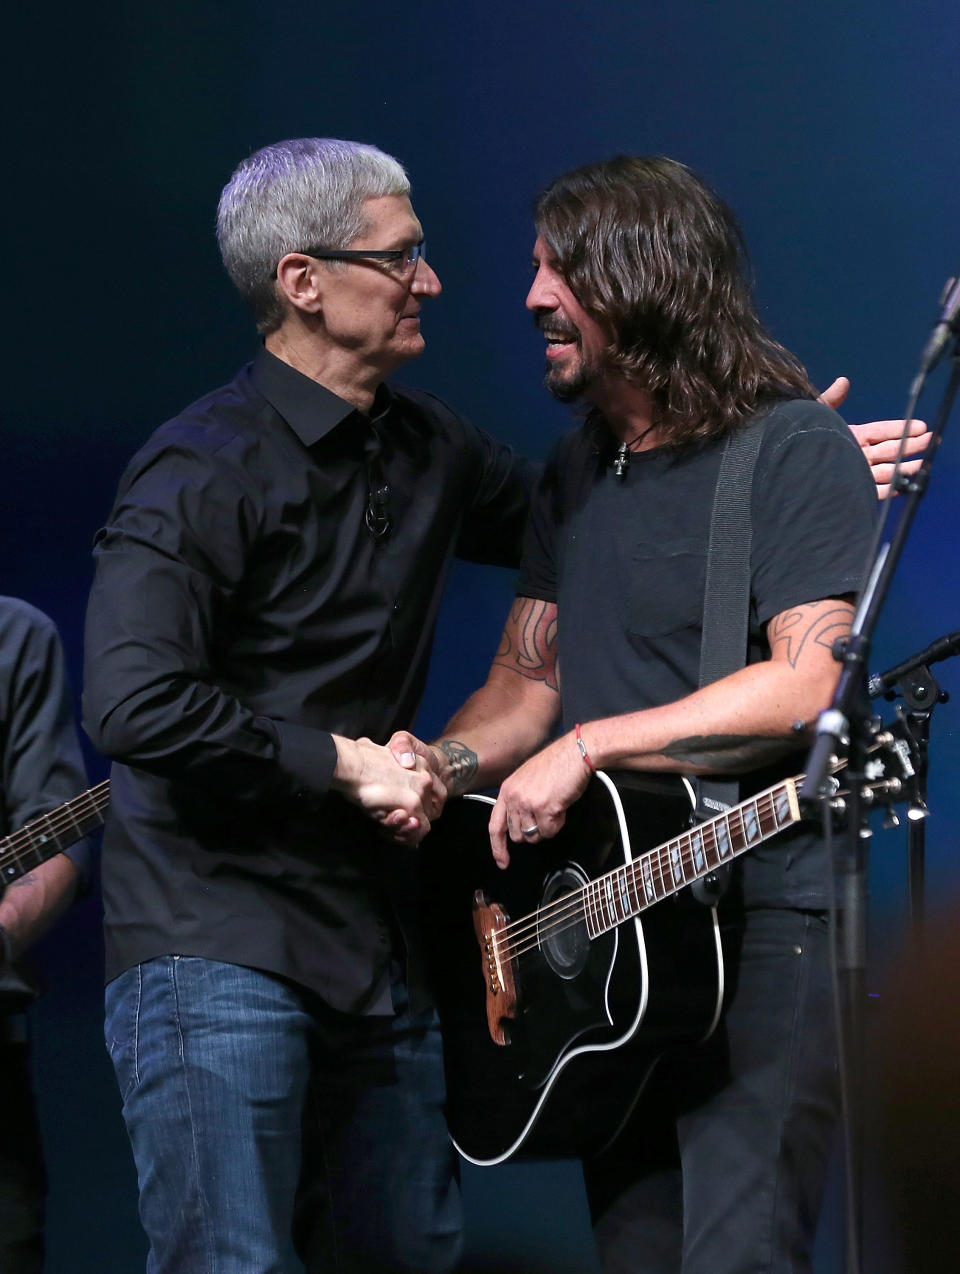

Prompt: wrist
xmin=331 ymin=736 xmax=362 ymax=791
xmin=425 ymin=744 xmax=452 ymax=791
xmin=431 ymin=738 xmax=479 ymax=796
xmin=574 ymin=722 xmax=596 ymax=775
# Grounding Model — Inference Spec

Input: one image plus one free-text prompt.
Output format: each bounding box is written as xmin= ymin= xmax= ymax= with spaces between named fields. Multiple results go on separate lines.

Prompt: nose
xmin=411 ymin=256 xmax=442 ymax=297
xmin=525 ymin=265 xmax=556 ymax=313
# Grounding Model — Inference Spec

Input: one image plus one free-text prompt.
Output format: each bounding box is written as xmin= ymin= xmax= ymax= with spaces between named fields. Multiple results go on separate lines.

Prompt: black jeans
xmin=586 ymin=908 xmax=839 ymax=1274
xmin=0 ymin=1023 xmax=45 ymax=1274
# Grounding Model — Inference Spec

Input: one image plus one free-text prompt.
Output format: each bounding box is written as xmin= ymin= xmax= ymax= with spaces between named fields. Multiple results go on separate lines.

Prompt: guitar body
xmin=422 ymin=772 xmax=731 ymax=1165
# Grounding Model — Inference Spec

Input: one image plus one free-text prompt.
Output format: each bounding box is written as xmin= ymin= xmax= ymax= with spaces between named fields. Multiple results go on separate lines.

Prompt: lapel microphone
xmin=365 ymin=483 xmax=391 ymax=538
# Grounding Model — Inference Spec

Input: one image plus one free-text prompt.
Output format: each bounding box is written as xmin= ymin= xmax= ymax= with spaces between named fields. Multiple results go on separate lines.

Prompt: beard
xmin=543 ymin=346 xmax=605 ymax=403
xmin=535 ymin=311 xmax=603 ymax=403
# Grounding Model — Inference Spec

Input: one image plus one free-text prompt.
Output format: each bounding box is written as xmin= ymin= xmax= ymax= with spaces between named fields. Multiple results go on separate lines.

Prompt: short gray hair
xmin=216 ymin=138 xmax=411 ymax=334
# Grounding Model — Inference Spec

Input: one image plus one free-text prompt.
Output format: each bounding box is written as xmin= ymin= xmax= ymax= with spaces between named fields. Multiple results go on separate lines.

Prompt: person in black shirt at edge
xmin=0 ymin=598 xmax=92 ymax=1274
xmin=83 ymin=138 xmax=923 ymax=1274
xmin=388 ymin=156 xmax=919 ymax=1274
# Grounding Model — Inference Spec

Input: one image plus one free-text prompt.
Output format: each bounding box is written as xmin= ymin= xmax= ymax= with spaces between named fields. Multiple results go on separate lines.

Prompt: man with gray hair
xmin=83 ymin=137 xmax=533 ymax=1273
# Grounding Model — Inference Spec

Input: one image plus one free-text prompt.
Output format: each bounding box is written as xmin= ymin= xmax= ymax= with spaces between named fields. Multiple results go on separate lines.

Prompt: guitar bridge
xmin=472 ymin=890 xmax=518 ymax=1046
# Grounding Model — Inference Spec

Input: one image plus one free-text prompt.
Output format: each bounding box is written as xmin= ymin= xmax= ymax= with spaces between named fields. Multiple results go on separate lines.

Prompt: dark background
xmin=6 ymin=1 xmax=960 ymax=1269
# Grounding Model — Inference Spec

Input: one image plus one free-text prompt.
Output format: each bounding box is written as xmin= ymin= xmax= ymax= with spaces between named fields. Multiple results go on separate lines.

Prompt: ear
xmin=274 ymin=253 xmax=324 ymax=316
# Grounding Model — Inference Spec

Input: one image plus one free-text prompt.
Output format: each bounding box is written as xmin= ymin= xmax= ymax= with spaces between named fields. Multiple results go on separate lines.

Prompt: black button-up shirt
xmin=83 ymin=348 xmax=532 ymax=1013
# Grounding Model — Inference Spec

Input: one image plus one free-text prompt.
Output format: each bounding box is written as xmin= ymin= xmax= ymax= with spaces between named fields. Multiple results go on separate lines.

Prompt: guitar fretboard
xmin=0 ymin=780 xmax=111 ymax=886
xmin=582 ymin=778 xmax=801 ymax=939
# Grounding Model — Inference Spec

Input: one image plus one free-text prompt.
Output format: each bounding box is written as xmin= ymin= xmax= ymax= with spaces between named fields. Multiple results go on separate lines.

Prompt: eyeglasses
xmin=298 ymin=240 xmax=427 ymax=277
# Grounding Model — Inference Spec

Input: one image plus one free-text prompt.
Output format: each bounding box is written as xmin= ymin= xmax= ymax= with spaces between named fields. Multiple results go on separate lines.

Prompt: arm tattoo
xmin=436 ymin=739 xmax=478 ymax=796
xmin=494 ymin=597 xmax=559 ymax=691
xmin=657 ymin=603 xmax=853 ymax=771
xmin=769 ymin=603 xmax=852 ymax=669
xmin=660 ymin=733 xmax=797 ymax=771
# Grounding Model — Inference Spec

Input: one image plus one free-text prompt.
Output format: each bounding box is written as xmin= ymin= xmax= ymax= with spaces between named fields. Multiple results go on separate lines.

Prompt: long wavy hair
xmin=534 ymin=156 xmax=817 ymax=442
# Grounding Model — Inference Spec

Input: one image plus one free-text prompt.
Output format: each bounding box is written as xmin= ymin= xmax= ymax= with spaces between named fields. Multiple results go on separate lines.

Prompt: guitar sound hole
xmin=538 ymin=866 xmax=590 ymax=980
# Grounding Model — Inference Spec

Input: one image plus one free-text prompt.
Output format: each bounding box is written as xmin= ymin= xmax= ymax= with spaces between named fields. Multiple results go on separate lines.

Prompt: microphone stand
xmin=870 ymin=631 xmax=960 ymax=934
xmin=799 ymin=318 xmax=960 ymax=1274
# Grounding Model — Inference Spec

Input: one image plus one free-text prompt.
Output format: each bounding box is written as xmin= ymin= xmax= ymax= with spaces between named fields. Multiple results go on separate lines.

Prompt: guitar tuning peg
xmin=882 ymin=807 xmax=901 ymax=830
xmin=907 ymin=801 xmax=930 ymax=822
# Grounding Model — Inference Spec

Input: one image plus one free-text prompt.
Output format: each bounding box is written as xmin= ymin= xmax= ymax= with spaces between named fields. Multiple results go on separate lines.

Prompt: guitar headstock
xmin=821 ymin=715 xmax=922 ymax=827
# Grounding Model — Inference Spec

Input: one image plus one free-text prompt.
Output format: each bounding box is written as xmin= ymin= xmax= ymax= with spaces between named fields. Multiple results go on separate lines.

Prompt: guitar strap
xmin=691 ymin=409 xmax=768 ymax=900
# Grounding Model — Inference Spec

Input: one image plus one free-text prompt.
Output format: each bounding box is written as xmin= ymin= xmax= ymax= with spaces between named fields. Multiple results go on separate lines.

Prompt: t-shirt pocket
xmin=622 ymin=539 xmax=707 ymax=637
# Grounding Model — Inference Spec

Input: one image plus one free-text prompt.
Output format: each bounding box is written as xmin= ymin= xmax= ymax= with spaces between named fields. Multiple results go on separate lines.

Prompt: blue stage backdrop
xmin=6 ymin=1 xmax=959 ymax=1269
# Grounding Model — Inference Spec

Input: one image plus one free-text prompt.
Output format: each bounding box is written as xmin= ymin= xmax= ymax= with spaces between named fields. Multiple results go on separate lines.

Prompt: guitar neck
xmin=0 ymin=779 xmax=111 ymax=887
xmin=582 ymin=776 xmax=802 ymax=939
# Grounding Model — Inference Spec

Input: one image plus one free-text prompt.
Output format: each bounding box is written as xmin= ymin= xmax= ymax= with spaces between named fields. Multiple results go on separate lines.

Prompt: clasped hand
xmin=385 ymin=729 xmax=592 ymax=864
xmin=334 ymin=735 xmax=446 ymax=846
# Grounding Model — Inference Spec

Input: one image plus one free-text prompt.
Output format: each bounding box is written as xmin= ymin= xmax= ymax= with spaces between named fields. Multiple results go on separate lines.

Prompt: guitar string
xmin=491 ymin=739 xmax=884 ymax=959
xmin=501 ymin=789 xmax=794 ymax=958
xmin=496 ymin=758 xmax=902 ymax=965
xmin=495 ymin=787 xmax=787 ymax=953
xmin=498 ymin=825 xmax=758 ymax=964
xmin=1 ymin=786 xmax=110 ymax=855
xmin=511 ymin=761 xmax=841 ymax=952
xmin=500 ymin=820 xmax=777 ymax=964
xmin=0 ymin=782 xmax=111 ymax=871
xmin=491 ymin=790 xmax=790 ymax=965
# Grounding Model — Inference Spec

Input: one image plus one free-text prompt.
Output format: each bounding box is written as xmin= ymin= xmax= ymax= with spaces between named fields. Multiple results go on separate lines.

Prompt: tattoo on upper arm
xmin=493 ymin=598 xmax=559 ymax=690
xmin=436 ymin=740 xmax=478 ymax=796
xmin=768 ymin=603 xmax=853 ymax=669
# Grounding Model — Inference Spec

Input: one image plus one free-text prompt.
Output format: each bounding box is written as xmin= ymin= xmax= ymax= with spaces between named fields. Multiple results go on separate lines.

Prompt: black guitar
xmin=1 ymin=780 xmax=111 ymax=1009
xmin=422 ymin=730 xmax=914 ymax=1166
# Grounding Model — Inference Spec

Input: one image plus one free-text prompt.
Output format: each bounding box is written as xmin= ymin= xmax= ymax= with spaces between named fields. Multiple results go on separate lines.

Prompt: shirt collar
xmin=250 ymin=347 xmax=396 ymax=447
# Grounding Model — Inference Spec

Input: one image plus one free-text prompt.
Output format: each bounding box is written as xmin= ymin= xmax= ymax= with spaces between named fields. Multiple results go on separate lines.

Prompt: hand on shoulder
xmin=818 ymin=376 xmax=930 ymax=499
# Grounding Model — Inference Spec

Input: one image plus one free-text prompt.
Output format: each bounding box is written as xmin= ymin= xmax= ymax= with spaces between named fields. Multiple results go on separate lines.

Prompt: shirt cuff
xmin=270 ymin=720 xmax=339 ymax=802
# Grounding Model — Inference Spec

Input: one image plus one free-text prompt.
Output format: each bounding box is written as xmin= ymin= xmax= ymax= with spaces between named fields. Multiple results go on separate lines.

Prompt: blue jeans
xmin=105 ymin=956 xmax=461 ymax=1274
xmin=587 ymin=908 xmax=839 ymax=1274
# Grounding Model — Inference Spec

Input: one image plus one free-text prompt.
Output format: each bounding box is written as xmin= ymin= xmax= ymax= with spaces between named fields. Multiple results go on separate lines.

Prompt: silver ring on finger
xmin=520 ymin=823 xmax=539 ymax=837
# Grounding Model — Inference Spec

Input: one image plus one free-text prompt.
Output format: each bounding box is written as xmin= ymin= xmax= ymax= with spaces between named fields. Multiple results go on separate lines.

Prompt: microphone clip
xmin=365 ymin=483 xmax=391 ymax=539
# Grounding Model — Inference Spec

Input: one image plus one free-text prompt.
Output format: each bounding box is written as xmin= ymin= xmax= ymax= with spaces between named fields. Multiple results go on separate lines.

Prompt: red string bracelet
xmin=575 ymin=723 xmax=596 ymax=774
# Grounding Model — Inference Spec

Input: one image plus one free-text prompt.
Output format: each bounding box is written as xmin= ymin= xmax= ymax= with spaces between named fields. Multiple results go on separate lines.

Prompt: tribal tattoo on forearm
xmin=768 ymin=602 xmax=853 ymax=668
xmin=435 ymin=739 xmax=478 ymax=796
xmin=494 ymin=597 xmax=559 ymax=691
xmin=659 ymin=733 xmax=798 ymax=771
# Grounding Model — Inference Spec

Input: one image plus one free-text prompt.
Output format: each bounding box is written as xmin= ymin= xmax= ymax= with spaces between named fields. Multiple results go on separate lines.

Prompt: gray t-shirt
xmin=517 ymin=399 xmax=877 ymax=908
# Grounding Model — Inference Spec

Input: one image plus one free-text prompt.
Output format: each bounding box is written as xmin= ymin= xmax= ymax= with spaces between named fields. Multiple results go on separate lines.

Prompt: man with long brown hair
xmin=396 ymin=156 xmax=881 ymax=1272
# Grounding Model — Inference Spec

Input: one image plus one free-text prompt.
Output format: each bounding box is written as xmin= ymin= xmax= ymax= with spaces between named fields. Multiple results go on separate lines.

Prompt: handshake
xmin=330 ymin=731 xmax=460 ymax=845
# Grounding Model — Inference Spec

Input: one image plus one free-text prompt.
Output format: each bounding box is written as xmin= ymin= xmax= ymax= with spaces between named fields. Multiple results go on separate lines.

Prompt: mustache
xmin=533 ymin=311 xmax=580 ymax=343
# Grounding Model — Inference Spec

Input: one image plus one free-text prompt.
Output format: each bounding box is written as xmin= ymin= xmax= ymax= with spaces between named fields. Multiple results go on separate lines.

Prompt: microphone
xmin=918 ymin=273 xmax=960 ymax=374
xmin=365 ymin=483 xmax=390 ymax=539
xmin=868 ymin=628 xmax=960 ymax=698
